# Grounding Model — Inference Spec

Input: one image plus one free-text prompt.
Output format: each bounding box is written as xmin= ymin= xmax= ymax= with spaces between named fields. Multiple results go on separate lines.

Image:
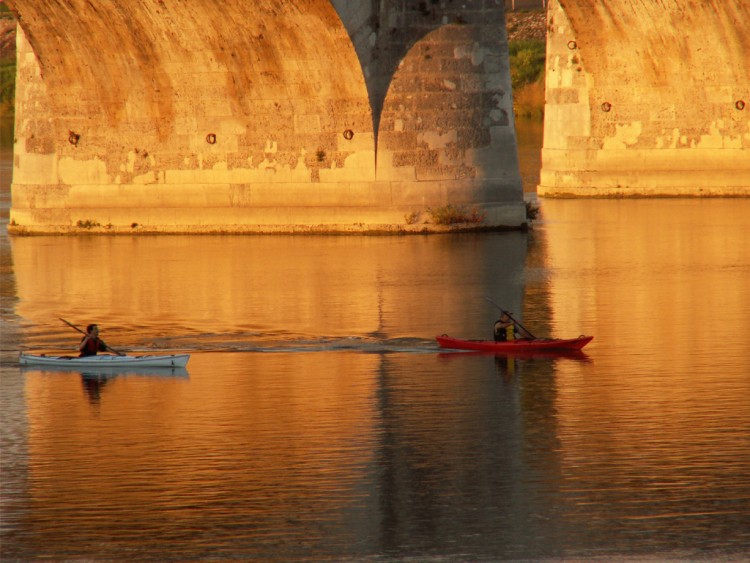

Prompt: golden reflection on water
xmin=540 ymin=199 xmax=750 ymax=373
xmin=539 ymin=199 xmax=750 ymax=530
xmin=4 ymin=197 xmax=750 ymax=559
xmin=21 ymin=352 xmax=382 ymax=543
xmin=17 ymin=350 xmax=543 ymax=557
xmin=10 ymin=234 xmax=528 ymax=349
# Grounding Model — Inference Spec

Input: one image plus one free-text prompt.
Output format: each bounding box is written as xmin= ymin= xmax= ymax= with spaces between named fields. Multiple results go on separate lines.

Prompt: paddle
xmin=59 ymin=318 xmax=125 ymax=355
xmin=484 ymin=298 xmax=537 ymax=340
xmin=59 ymin=317 xmax=86 ymax=335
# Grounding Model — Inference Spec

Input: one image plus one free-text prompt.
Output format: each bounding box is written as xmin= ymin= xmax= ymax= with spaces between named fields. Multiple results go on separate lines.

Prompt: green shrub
xmin=0 ymin=60 xmax=14 ymax=117
xmin=513 ymin=78 xmax=545 ymax=119
xmin=404 ymin=211 xmax=420 ymax=225
xmin=525 ymin=200 xmax=540 ymax=221
xmin=508 ymin=39 xmax=545 ymax=89
xmin=428 ymin=204 xmax=485 ymax=225
xmin=76 ymin=219 xmax=101 ymax=229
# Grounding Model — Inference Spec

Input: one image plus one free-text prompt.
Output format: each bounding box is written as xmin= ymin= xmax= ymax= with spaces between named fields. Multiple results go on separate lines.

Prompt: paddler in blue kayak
xmin=79 ymin=324 xmax=124 ymax=357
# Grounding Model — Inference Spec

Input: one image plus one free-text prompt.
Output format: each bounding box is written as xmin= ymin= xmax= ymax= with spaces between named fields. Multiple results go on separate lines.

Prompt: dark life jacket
xmin=80 ymin=336 xmax=107 ymax=357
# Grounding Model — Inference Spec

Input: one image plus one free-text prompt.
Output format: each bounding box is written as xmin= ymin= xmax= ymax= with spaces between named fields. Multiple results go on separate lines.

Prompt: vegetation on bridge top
xmin=509 ymin=39 xmax=545 ymax=119
xmin=506 ymin=9 xmax=547 ymax=119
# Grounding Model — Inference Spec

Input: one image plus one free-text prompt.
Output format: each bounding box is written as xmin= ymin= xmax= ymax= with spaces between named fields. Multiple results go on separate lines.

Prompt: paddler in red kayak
xmin=79 ymin=324 xmax=124 ymax=357
xmin=494 ymin=313 xmax=519 ymax=342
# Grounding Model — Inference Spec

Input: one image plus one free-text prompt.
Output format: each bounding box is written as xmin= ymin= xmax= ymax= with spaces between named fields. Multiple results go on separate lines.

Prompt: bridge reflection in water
xmin=2 ymin=199 xmax=750 ymax=560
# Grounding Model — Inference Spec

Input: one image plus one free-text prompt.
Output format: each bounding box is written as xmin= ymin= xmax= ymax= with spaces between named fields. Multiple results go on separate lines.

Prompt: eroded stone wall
xmin=7 ymin=0 xmax=525 ymax=234
xmin=540 ymin=0 xmax=750 ymax=197
xmin=338 ymin=0 xmax=521 ymax=209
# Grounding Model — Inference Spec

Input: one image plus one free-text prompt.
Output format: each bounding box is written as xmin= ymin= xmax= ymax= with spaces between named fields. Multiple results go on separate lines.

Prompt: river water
xmin=1 ymin=118 xmax=749 ymax=561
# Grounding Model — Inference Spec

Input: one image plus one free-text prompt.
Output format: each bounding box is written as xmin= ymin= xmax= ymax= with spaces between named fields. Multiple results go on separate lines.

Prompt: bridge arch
xmin=334 ymin=1 xmax=519 ymax=205
xmin=9 ymin=0 xmax=381 ymax=229
xmin=7 ymin=0 xmax=524 ymax=234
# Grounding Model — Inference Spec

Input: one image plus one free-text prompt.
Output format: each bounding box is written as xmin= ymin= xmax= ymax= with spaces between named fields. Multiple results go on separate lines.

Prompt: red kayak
xmin=436 ymin=334 xmax=593 ymax=352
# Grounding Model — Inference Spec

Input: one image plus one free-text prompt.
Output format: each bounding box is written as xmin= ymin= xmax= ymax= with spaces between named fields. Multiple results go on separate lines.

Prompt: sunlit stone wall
xmin=6 ymin=0 xmax=524 ymax=234
xmin=540 ymin=0 xmax=750 ymax=197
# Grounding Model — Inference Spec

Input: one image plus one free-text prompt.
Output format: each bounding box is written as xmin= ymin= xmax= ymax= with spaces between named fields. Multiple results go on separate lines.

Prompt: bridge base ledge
xmin=8 ymin=202 xmax=528 ymax=235
xmin=537 ymin=185 xmax=750 ymax=198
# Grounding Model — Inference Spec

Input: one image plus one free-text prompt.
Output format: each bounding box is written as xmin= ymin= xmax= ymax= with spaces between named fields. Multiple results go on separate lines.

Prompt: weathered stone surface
xmin=6 ymin=0 xmax=525 ymax=233
xmin=7 ymin=0 xmax=748 ymax=229
xmin=539 ymin=0 xmax=750 ymax=197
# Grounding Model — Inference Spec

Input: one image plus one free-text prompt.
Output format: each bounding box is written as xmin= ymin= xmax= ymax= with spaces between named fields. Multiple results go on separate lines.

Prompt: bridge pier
xmin=6 ymin=0 xmax=525 ymax=234
xmin=540 ymin=0 xmax=750 ymax=197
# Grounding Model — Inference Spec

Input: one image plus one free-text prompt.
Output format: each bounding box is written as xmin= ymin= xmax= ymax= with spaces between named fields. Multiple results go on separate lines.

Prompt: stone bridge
xmin=541 ymin=0 xmax=750 ymax=197
xmin=6 ymin=0 xmax=749 ymax=234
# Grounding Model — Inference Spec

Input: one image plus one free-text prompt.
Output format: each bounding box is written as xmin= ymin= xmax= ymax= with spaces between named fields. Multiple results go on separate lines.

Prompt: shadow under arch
xmin=377 ymin=23 xmax=518 ymax=193
xmin=333 ymin=1 xmax=516 ymax=184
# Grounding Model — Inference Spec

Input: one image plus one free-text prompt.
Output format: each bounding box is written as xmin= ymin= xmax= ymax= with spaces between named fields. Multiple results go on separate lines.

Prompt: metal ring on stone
xmin=567 ymin=40 xmax=577 ymax=50
xmin=206 ymin=133 xmax=217 ymax=144
xmin=601 ymin=102 xmax=612 ymax=112
xmin=343 ymin=129 xmax=354 ymax=140
xmin=736 ymin=100 xmax=746 ymax=110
